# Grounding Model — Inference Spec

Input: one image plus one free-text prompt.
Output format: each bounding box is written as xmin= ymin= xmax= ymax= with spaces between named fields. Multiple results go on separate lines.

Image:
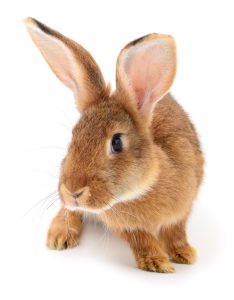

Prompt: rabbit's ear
xmin=116 ymin=34 xmax=176 ymax=121
xmin=24 ymin=18 xmax=107 ymax=112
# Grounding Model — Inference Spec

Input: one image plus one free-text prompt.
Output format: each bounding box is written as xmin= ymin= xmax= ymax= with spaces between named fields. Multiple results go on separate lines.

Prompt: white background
xmin=0 ymin=0 xmax=234 ymax=299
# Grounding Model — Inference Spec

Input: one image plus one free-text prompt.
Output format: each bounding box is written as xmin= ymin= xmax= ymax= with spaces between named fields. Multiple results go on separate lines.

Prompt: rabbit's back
xmin=152 ymin=94 xmax=204 ymax=186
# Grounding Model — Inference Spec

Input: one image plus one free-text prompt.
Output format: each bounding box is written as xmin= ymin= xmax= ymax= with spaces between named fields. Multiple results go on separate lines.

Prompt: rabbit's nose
xmin=60 ymin=184 xmax=90 ymax=206
xmin=72 ymin=191 xmax=83 ymax=200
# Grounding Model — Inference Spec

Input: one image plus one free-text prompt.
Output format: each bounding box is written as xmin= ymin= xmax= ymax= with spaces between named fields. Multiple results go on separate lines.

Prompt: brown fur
xmin=25 ymin=18 xmax=204 ymax=273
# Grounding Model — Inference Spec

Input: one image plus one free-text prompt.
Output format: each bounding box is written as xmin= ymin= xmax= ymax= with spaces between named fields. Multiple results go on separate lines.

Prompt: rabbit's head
xmin=24 ymin=18 xmax=176 ymax=213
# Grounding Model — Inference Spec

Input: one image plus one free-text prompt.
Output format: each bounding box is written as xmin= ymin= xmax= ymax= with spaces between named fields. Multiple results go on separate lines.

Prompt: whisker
xmin=39 ymin=193 xmax=60 ymax=213
xmin=45 ymin=197 xmax=59 ymax=210
xmin=23 ymin=190 xmax=58 ymax=217
xmin=35 ymin=194 xmax=60 ymax=217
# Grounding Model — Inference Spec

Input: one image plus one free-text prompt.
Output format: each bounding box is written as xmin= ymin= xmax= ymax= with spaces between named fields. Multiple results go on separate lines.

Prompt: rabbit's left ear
xmin=24 ymin=18 xmax=107 ymax=112
xmin=116 ymin=34 xmax=177 ymax=121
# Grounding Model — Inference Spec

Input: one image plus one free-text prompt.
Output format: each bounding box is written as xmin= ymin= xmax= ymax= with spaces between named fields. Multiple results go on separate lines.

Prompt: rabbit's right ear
xmin=116 ymin=34 xmax=176 ymax=123
xmin=24 ymin=18 xmax=107 ymax=112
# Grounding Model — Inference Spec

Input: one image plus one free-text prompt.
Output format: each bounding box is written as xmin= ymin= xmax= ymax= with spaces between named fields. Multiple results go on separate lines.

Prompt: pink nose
xmin=60 ymin=184 xmax=90 ymax=206
xmin=72 ymin=191 xmax=83 ymax=200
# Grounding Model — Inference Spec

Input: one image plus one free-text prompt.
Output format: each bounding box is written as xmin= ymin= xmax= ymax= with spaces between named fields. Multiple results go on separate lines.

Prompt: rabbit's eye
xmin=111 ymin=134 xmax=123 ymax=153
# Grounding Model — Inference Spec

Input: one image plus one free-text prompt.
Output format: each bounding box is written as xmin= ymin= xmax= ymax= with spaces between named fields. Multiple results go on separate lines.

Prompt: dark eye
xmin=111 ymin=134 xmax=123 ymax=153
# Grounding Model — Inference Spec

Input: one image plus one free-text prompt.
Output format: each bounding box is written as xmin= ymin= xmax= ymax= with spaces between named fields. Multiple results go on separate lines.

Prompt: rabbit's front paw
xmin=47 ymin=215 xmax=81 ymax=250
xmin=46 ymin=208 xmax=82 ymax=250
xmin=137 ymin=256 xmax=175 ymax=273
xmin=47 ymin=222 xmax=80 ymax=250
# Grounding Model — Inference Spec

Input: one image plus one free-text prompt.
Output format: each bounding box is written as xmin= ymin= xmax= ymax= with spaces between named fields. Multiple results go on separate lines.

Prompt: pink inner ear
xmin=27 ymin=26 xmax=82 ymax=95
xmin=134 ymin=88 xmax=145 ymax=109
xmin=124 ymin=41 xmax=172 ymax=110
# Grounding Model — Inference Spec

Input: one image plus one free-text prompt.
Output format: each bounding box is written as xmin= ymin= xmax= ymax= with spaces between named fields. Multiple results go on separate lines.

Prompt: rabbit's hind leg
xmin=159 ymin=218 xmax=196 ymax=264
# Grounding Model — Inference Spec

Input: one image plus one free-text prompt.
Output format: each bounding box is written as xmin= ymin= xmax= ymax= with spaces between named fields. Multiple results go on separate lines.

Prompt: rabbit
xmin=24 ymin=17 xmax=204 ymax=273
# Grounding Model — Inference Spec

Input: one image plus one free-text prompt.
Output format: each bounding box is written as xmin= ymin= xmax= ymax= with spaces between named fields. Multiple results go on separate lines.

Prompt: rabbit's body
xmin=25 ymin=18 xmax=204 ymax=273
xmin=99 ymin=93 xmax=203 ymax=234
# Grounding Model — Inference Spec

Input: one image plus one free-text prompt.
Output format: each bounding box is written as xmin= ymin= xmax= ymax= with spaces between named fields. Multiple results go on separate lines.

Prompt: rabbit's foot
xmin=137 ymin=256 xmax=175 ymax=273
xmin=170 ymin=245 xmax=196 ymax=264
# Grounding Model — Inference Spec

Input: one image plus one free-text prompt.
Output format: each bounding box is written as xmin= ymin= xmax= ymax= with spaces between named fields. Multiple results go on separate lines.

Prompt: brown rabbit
xmin=24 ymin=17 xmax=204 ymax=273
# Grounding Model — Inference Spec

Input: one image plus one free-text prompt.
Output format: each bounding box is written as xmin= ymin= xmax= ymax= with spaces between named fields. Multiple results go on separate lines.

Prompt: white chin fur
xmin=65 ymin=204 xmax=110 ymax=214
xmin=111 ymin=185 xmax=153 ymax=205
